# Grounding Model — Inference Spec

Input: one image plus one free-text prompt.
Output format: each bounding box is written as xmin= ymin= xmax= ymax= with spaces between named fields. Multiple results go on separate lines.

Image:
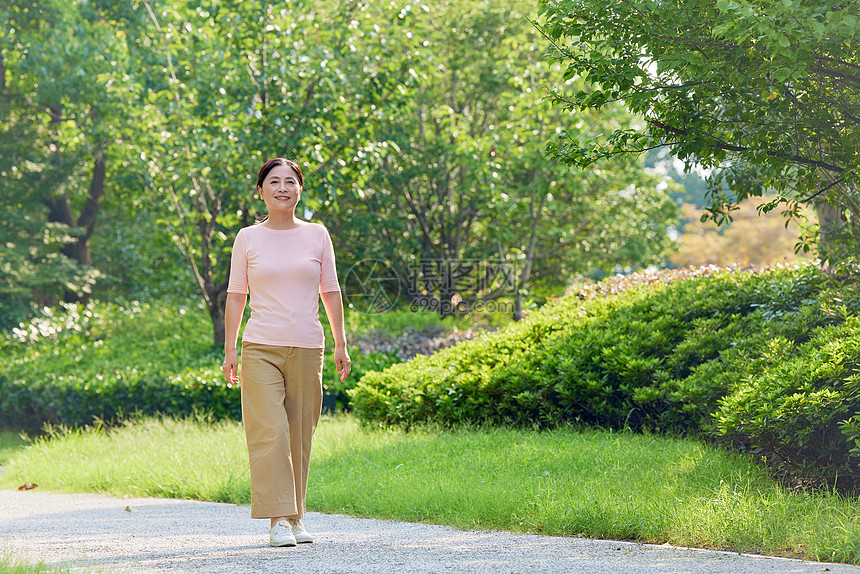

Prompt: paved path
xmin=1 ymin=490 xmax=857 ymax=573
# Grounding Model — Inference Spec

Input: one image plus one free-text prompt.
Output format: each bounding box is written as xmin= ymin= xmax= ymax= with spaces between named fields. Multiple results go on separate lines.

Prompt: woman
xmin=222 ymin=157 xmax=351 ymax=547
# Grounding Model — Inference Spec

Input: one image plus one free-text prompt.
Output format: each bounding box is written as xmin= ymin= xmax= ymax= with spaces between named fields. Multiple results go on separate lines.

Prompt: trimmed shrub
xmin=326 ymin=347 xmax=401 ymax=410
xmin=714 ymin=315 xmax=860 ymax=489
xmin=0 ymin=300 xmax=236 ymax=432
xmin=0 ymin=298 xmax=408 ymax=431
xmin=352 ymin=265 xmax=832 ymax=428
xmin=0 ymin=372 xmax=240 ymax=432
xmin=350 ymin=263 xmax=860 ymax=488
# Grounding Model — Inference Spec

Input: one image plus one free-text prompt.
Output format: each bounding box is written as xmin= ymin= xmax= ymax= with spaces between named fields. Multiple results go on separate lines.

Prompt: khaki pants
xmin=240 ymin=341 xmax=324 ymax=519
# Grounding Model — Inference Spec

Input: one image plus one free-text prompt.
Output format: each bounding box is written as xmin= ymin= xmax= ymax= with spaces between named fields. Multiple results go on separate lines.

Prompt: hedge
xmin=0 ymin=372 xmax=241 ymax=431
xmin=0 ymin=298 xmax=403 ymax=432
xmin=350 ymin=264 xmax=860 ymax=489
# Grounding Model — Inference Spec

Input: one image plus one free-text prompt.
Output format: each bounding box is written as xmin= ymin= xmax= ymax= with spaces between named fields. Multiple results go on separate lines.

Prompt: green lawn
xmin=0 ymin=556 xmax=69 ymax=574
xmin=0 ymin=432 xmax=29 ymax=466
xmin=0 ymin=565 xmax=65 ymax=574
xmin=2 ymin=415 xmax=860 ymax=563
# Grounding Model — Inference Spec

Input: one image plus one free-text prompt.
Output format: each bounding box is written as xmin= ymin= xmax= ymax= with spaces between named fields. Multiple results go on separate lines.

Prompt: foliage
xmin=0 ymin=296 xmax=452 ymax=431
xmin=327 ymin=348 xmax=400 ymax=408
xmin=0 ymin=220 xmax=97 ymax=330
xmin=537 ymin=0 xmax=860 ymax=265
xmin=0 ymin=0 xmax=132 ymax=324
xmin=350 ymin=263 xmax=860 ymax=489
xmin=0 ymin=300 xmax=236 ymax=431
xmin=715 ymin=313 xmax=860 ymax=489
xmin=344 ymin=303 xmax=479 ymax=339
xmin=334 ymin=0 xmax=679 ymax=319
xmin=1 ymin=0 xmax=683 ymax=334
xmin=671 ymin=198 xmax=811 ymax=267
xmin=89 ymin=183 xmax=197 ymax=303
xmin=128 ymin=0 xmax=422 ymax=345
xmin=643 ymin=147 xmax=712 ymax=209
xmin=328 ymin=303 xmax=512 ymax=404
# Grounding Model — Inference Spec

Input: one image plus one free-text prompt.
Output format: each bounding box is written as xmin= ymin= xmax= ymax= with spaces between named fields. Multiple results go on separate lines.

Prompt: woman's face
xmin=259 ymin=163 xmax=302 ymax=213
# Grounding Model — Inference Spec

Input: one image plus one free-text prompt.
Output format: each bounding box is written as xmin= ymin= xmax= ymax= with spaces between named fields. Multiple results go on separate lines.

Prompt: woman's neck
xmin=262 ymin=211 xmax=302 ymax=230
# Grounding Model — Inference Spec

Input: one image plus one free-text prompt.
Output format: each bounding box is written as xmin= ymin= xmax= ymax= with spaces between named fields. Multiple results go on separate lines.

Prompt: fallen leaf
xmin=17 ymin=483 xmax=38 ymax=491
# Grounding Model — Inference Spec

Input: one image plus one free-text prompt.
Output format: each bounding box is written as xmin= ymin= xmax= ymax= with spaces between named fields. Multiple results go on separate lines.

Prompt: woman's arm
xmin=320 ymin=290 xmax=351 ymax=382
xmin=222 ymin=292 xmax=247 ymax=384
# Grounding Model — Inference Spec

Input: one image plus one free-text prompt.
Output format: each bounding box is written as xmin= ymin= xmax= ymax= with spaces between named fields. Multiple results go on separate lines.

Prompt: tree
xmin=132 ymin=0 xmax=419 ymax=346
xmin=537 ymin=0 xmax=860 ymax=265
xmin=334 ymin=0 xmax=678 ymax=320
xmin=0 ymin=0 xmax=138 ymax=324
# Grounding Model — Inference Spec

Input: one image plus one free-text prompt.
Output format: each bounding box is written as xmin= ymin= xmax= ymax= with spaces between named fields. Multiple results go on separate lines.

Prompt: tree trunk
xmin=58 ymin=151 xmax=106 ymax=304
xmin=208 ymin=294 xmax=226 ymax=349
xmin=513 ymin=292 xmax=523 ymax=322
xmin=512 ymin=176 xmax=546 ymax=323
xmin=202 ymin=250 xmax=230 ymax=347
xmin=815 ymin=199 xmax=846 ymax=264
xmin=42 ymin=102 xmax=107 ymax=304
xmin=439 ymin=280 xmax=454 ymax=319
xmin=62 ymin=150 xmax=107 ymax=268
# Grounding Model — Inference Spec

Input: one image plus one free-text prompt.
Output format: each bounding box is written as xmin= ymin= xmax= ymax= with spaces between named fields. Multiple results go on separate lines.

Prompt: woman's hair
xmin=254 ymin=158 xmax=304 ymax=224
xmin=256 ymin=157 xmax=303 ymax=190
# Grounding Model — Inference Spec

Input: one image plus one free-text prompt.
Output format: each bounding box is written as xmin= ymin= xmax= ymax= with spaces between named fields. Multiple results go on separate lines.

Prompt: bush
xmin=714 ymin=314 xmax=860 ymax=489
xmin=325 ymin=347 xmax=401 ymax=410
xmin=0 ymin=300 xmax=236 ymax=432
xmin=350 ymin=263 xmax=860 ymax=489
xmin=327 ymin=305 xmax=505 ymax=408
xmin=0 ymin=373 xmax=241 ymax=432
xmin=0 ymin=298 xmax=426 ymax=431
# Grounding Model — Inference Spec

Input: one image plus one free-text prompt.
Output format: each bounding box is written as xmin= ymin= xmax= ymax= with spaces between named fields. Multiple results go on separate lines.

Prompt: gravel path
xmin=1 ymin=489 xmax=857 ymax=574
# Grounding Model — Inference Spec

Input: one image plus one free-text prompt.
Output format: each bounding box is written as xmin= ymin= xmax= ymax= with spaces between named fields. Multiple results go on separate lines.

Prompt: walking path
xmin=1 ymin=490 xmax=857 ymax=573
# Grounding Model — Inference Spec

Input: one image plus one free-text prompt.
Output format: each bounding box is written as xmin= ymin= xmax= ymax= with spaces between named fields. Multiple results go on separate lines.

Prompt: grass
xmin=0 ymin=564 xmax=68 ymax=574
xmin=1 ymin=418 xmax=249 ymax=503
xmin=0 ymin=433 xmax=29 ymax=466
xmin=0 ymin=554 xmax=71 ymax=574
xmin=2 ymin=415 xmax=860 ymax=564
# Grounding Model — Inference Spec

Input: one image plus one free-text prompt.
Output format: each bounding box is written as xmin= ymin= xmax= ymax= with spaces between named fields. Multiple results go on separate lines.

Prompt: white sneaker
xmin=269 ymin=520 xmax=297 ymax=547
xmin=288 ymin=518 xmax=314 ymax=543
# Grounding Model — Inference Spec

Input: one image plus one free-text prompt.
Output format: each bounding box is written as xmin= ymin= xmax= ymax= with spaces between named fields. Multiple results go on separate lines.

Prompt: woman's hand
xmin=334 ymin=346 xmax=351 ymax=383
xmin=223 ymin=348 xmax=240 ymax=386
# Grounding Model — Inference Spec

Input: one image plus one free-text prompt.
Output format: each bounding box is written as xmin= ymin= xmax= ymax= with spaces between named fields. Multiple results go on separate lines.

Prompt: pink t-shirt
xmin=227 ymin=222 xmax=341 ymax=349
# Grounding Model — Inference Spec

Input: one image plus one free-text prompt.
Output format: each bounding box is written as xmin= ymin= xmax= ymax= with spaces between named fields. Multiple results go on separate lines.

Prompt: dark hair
xmin=256 ymin=157 xmax=303 ymax=190
xmin=255 ymin=158 xmax=304 ymax=224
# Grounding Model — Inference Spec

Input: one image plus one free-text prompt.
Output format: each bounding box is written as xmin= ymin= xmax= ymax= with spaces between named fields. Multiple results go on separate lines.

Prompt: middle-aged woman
xmin=222 ymin=157 xmax=351 ymax=548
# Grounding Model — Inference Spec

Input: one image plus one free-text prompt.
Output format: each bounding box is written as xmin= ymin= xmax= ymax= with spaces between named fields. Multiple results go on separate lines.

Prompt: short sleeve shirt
xmin=226 ymin=222 xmax=341 ymax=348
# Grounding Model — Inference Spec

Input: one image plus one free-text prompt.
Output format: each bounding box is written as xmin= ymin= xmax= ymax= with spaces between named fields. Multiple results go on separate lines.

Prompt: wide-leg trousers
xmin=240 ymin=341 xmax=324 ymax=519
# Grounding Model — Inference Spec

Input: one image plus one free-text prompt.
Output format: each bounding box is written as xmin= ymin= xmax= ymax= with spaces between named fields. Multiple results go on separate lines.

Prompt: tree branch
xmin=799 ymin=177 xmax=845 ymax=203
xmin=815 ymin=53 xmax=860 ymax=73
xmin=648 ymin=34 xmax=739 ymax=50
xmin=647 ymin=119 xmax=846 ymax=173
xmin=809 ymin=64 xmax=860 ymax=87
